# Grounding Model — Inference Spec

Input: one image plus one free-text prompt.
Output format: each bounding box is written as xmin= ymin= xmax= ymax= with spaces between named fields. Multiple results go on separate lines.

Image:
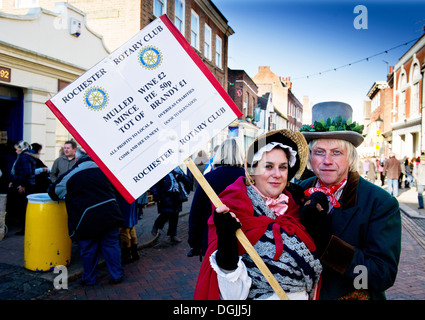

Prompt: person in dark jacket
xmin=30 ymin=143 xmax=51 ymax=193
xmin=187 ymin=138 xmax=245 ymax=258
xmin=48 ymin=151 xmax=124 ymax=285
xmin=299 ymin=101 xmax=401 ymax=300
xmin=151 ymin=166 xmax=191 ymax=243
xmin=6 ymin=140 xmax=36 ymax=234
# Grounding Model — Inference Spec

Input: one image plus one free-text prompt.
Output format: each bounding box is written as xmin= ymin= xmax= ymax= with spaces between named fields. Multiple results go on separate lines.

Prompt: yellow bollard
xmin=24 ymin=193 xmax=71 ymax=271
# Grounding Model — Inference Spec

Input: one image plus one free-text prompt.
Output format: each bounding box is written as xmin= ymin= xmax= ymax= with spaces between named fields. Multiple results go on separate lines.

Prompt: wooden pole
xmin=184 ymin=157 xmax=289 ymax=300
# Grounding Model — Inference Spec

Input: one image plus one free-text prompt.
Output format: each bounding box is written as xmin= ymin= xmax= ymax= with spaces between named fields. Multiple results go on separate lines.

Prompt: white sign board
xmin=46 ymin=15 xmax=242 ymax=203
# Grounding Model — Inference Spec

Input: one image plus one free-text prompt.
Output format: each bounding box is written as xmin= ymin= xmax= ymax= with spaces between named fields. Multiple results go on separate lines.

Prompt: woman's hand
xmin=214 ymin=205 xmax=241 ymax=271
xmin=215 ymin=205 xmax=240 ymax=222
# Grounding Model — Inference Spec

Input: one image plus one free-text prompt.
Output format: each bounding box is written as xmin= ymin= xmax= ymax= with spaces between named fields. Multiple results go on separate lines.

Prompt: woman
xmin=188 ymin=138 xmax=245 ymax=258
xmin=6 ymin=141 xmax=36 ymax=234
xmin=194 ymin=129 xmax=322 ymax=300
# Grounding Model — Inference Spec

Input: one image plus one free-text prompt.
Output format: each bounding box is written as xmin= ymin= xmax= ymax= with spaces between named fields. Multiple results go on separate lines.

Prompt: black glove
xmin=213 ymin=210 xmax=241 ymax=271
xmin=300 ymin=191 xmax=331 ymax=256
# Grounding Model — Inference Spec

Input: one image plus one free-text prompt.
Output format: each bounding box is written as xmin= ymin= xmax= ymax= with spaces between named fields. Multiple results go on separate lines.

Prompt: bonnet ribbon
xmin=251 ymin=185 xmax=289 ymax=217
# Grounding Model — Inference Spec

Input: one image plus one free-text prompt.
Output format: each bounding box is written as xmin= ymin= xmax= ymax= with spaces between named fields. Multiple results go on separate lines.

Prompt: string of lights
xmin=292 ymin=37 xmax=421 ymax=81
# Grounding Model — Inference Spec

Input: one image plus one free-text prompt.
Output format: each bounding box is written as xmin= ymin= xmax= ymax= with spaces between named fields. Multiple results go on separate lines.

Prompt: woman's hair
xmin=31 ymin=143 xmax=42 ymax=153
xmin=212 ymin=138 xmax=244 ymax=168
xmin=307 ymin=139 xmax=359 ymax=172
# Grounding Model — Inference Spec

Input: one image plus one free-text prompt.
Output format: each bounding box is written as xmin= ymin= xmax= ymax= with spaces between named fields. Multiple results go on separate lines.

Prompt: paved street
xmin=0 ymin=182 xmax=424 ymax=302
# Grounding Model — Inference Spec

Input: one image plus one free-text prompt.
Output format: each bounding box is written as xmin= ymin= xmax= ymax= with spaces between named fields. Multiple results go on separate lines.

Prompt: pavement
xmin=0 ymin=179 xmax=424 ymax=301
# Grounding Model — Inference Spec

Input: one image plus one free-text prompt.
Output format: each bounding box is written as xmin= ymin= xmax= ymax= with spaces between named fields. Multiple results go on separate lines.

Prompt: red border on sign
xmin=45 ymin=99 xmax=135 ymax=203
xmin=160 ymin=15 xmax=242 ymax=118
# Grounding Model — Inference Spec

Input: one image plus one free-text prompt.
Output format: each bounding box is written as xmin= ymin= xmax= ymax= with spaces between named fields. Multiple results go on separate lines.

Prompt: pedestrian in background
xmin=187 ymin=138 xmax=245 ymax=259
xmin=137 ymin=191 xmax=148 ymax=220
xmin=151 ymin=166 xmax=191 ymax=243
xmin=399 ymin=157 xmax=406 ymax=189
xmin=50 ymin=140 xmax=77 ymax=183
xmin=366 ymin=157 xmax=376 ymax=184
xmin=48 ymin=151 xmax=124 ymax=285
xmin=384 ymin=153 xmax=401 ymax=197
xmin=299 ymin=101 xmax=401 ymax=299
xmin=6 ymin=140 xmax=36 ymax=234
xmin=30 ymin=143 xmax=51 ymax=193
xmin=117 ymin=193 xmax=139 ymax=264
xmin=378 ymin=157 xmax=386 ymax=186
xmin=404 ymin=158 xmax=414 ymax=188
xmin=412 ymin=155 xmax=425 ymax=209
xmin=192 ymin=150 xmax=208 ymax=189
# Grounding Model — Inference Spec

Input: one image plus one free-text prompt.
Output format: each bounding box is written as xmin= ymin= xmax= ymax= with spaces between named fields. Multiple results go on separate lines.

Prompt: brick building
xmin=365 ymin=80 xmax=393 ymax=156
xmin=392 ymin=34 xmax=425 ymax=158
xmin=252 ymin=66 xmax=303 ymax=130
xmin=227 ymin=68 xmax=257 ymax=121
xmin=141 ymin=0 xmax=233 ymax=91
xmin=226 ymin=68 xmax=259 ymax=151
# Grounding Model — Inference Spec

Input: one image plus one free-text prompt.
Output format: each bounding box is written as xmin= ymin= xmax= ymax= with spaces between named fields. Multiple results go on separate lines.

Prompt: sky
xmin=212 ymin=0 xmax=425 ymax=123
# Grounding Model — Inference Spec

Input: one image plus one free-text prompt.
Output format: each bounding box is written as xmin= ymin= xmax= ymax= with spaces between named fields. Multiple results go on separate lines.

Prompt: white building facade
xmin=0 ymin=3 xmax=109 ymax=168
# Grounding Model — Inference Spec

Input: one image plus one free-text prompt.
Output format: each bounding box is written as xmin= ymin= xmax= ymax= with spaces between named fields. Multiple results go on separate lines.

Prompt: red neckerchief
xmin=304 ymin=177 xmax=347 ymax=208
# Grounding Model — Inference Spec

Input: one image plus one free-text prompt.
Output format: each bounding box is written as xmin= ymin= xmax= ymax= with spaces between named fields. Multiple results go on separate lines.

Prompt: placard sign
xmin=46 ymin=15 xmax=242 ymax=203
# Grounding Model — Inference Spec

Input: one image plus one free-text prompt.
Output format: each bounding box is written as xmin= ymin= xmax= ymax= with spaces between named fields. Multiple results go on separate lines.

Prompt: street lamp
xmin=375 ymin=115 xmax=383 ymax=135
xmin=375 ymin=115 xmax=384 ymax=155
xmin=375 ymin=115 xmax=383 ymax=127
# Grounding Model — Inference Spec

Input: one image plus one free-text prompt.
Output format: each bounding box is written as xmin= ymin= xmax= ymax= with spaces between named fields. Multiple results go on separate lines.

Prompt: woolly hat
xmin=300 ymin=101 xmax=364 ymax=147
xmin=245 ymin=129 xmax=308 ymax=184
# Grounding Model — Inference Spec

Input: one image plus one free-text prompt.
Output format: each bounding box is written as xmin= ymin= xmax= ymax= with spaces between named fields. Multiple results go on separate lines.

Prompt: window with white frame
xmin=204 ymin=24 xmax=212 ymax=60
xmin=216 ymin=35 xmax=222 ymax=68
xmin=174 ymin=0 xmax=184 ymax=33
xmin=191 ymin=10 xmax=199 ymax=50
xmin=154 ymin=0 xmax=167 ymax=17
xmin=399 ymin=72 xmax=407 ymax=90
xmin=15 ymin=0 xmax=38 ymax=8
xmin=411 ymin=64 xmax=421 ymax=118
xmin=400 ymin=90 xmax=406 ymax=120
xmin=412 ymin=82 xmax=419 ymax=118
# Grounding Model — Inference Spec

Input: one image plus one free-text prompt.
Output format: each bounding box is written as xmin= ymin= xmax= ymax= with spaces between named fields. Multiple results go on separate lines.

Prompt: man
xmin=412 ymin=155 xmax=425 ymax=209
xmin=298 ymin=101 xmax=401 ymax=300
xmin=48 ymin=151 xmax=124 ymax=285
xmin=384 ymin=153 xmax=401 ymax=197
xmin=50 ymin=140 xmax=77 ymax=182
